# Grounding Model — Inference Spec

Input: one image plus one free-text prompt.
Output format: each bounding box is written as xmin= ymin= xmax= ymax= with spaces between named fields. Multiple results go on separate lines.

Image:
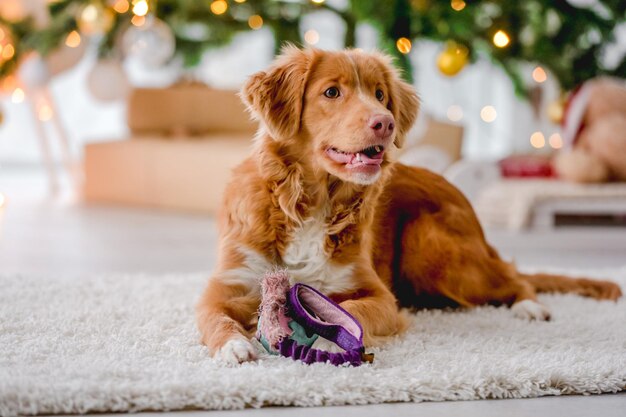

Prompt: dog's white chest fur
xmin=281 ymin=215 xmax=354 ymax=294
xmin=226 ymin=215 xmax=355 ymax=295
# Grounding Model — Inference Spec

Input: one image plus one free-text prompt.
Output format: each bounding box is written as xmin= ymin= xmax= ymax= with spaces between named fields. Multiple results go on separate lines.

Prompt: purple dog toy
xmin=257 ymin=270 xmax=374 ymax=366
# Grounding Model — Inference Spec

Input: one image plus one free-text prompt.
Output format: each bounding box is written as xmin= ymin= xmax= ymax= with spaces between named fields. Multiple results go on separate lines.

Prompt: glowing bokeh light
xmin=480 ymin=105 xmax=497 ymax=123
xmin=549 ymin=133 xmax=563 ymax=149
xmin=304 ymin=29 xmax=320 ymax=45
xmin=65 ymin=31 xmax=81 ymax=48
xmin=451 ymin=0 xmax=466 ymax=11
xmin=113 ymin=0 xmax=130 ymax=13
xmin=248 ymin=15 xmax=263 ymax=30
xmin=530 ymin=131 xmax=546 ymax=148
xmin=532 ymin=66 xmax=547 ymax=83
xmin=210 ymin=0 xmax=228 ymax=15
xmin=132 ymin=0 xmax=149 ymax=16
xmin=493 ymin=30 xmax=510 ymax=48
xmin=11 ymin=88 xmax=25 ymax=103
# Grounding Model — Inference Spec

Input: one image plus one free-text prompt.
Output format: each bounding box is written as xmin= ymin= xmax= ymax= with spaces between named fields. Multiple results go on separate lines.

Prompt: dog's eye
xmin=375 ymin=89 xmax=384 ymax=102
xmin=324 ymin=87 xmax=340 ymax=99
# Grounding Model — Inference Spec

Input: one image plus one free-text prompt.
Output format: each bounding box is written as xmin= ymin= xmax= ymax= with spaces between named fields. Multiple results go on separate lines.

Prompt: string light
xmin=113 ymin=0 xmax=130 ymax=14
xmin=549 ymin=133 xmax=563 ymax=149
xmin=81 ymin=4 xmax=99 ymax=22
xmin=38 ymin=104 xmax=53 ymax=121
xmin=451 ymin=0 xmax=466 ymax=11
xmin=210 ymin=0 xmax=228 ymax=15
xmin=530 ymin=131 xmax=545 ymax=148
xmin=1 ymin=44 xmax=14 ymax=60
xmin=304 ymin=29 xmax=319 ymax=45
xmin=396 ymin=37 xmax=412 ymax=54
xmin=65 ymin=31 xmax=81 ymax=48
xmin=132 ymin=0 xmax=149 ymax=16
xmin=532 ymin=66 xmax=547 ymax=83
xmin=493 ymin=30 xmax=510 ymax=48
xmin=447 ymin=105 xmax=463 ymax=122
xmin=234 ymin=0 xmax=247 ymax=3
xmin=248 ymin=15 xmax=263 ymax=30
xmin=480 ymin=105 xmax=497 ymax=123
xmin=131 ymin=15 xmax=146 ymax=26
xmin=11 ymin=88 xmax=24 ymax=103
xmin=312 ymin=0 xmax=325 ymax=4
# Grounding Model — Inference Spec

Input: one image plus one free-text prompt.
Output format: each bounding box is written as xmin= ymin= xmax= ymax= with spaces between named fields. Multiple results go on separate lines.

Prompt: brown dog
xmin=196 ymin=47 xmax=622 ymax=364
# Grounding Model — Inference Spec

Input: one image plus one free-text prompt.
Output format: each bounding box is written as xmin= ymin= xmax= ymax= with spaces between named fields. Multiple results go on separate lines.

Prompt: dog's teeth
xmin=374 ymin=146 xmax=382 ymax=153
xmin=356 ymin=153 xmax=362 ymax=162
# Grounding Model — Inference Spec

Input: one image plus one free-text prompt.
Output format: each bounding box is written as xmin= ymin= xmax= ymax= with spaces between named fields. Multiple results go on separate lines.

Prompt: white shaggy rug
xmin=1 ymin=268 xmax=625 ymax=416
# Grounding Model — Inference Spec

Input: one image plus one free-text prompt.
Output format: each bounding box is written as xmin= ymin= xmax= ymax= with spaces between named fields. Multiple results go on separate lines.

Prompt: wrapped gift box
xmin=127 ymin=84 xmax=257 ymax=136
xmin=83 ymin=135 xmax=253 ymax=214
xmin=85 ymin=86 xmax=467 ymax=214
xmin=398 ymin=116 xmax=464 ymax=173
xmin=413 ymin=117 xmax=464 ymax=162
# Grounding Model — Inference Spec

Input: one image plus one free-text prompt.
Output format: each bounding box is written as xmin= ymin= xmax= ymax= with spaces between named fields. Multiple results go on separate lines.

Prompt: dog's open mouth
xmin=325 ymin=145 xmax=385 ymax=167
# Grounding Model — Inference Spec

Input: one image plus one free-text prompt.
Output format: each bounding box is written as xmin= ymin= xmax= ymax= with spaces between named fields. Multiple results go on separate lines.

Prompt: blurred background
xmin=0 ymin=0 xmax=625 ymax=275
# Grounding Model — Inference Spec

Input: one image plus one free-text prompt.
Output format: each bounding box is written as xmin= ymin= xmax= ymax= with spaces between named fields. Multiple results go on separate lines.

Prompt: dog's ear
xmin=387 ymin=67 xmax=420 ymax=149
xmin=241 ymin=46 xmax=313 ymax=140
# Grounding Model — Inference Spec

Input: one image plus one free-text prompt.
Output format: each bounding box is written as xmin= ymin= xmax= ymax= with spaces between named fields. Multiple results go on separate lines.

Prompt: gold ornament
xmin=396 ymin=37 xmax=412 ymax=54
xmin=77 ymin=2 xmax=114 ymax=35
xmin=436 ymin=41 xmax=469 ymax=77
xmin=547 ymin=96 xmax=566 ymax=124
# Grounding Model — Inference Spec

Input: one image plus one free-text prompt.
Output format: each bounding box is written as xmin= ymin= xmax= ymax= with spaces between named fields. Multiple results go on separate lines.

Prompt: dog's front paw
xmin=511 ymin=300 xmax=551 ymax=321
xmin=215 ymin=338 xmax=257 ymax=365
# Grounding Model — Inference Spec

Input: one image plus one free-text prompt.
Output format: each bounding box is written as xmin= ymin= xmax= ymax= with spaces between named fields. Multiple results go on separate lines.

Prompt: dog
xmin=196 ymin=47 xmax=622 ymax=364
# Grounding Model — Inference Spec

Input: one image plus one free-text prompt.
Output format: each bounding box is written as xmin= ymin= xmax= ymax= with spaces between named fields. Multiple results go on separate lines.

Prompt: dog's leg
xmin=336 ymin=268 xmax=408 ymax=347
xmin=442 ymin=260 xmax=555 ymax=321
xmin=196 ymin=276 xmax=260 ymax=364
xmin=393 ymin=213 xmax=553 ymax=320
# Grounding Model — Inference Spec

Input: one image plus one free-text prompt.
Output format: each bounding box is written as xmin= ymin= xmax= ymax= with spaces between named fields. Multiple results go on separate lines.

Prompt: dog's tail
xmin=518 ymin=272 xmax=622 ymax=301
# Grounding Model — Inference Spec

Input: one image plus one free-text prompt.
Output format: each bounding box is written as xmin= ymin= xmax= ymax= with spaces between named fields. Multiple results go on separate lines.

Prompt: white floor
xmin=1 ymin=167 xmax=625 ymax=416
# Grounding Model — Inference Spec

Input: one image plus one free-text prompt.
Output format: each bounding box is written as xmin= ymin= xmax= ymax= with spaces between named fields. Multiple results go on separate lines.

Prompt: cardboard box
xmin=84 ymin=111 xmax=464 ymax=214
xmin=127 ymin=84 xmax=257 ymax=136
xmin=83 ymin=135 xmax=253 ymax=213
xmin=416 ymin=118 xmax=464 ymax=162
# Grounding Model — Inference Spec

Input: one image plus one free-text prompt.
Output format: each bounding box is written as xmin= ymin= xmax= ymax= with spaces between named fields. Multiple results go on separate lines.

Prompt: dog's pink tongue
xmin=326 ymin=148 xmax=354 ymax=164
xmin=357 ymin=152 xmax=384 ymax=166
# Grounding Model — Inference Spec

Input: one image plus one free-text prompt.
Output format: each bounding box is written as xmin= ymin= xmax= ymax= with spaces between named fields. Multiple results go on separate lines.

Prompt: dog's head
xmin=242 ymin=46 xmax=419 ymax=185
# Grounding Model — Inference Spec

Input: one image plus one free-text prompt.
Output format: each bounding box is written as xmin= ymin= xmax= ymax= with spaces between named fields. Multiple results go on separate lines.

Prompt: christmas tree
xmin=353 ymin=0 xmax=626 ymax=95
xmin=0 ymin=0 xmax=624 ymax=98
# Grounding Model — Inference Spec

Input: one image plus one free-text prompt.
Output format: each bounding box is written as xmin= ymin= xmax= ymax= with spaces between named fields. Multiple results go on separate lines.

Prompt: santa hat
xmin=561 ymin=82 xmax=592 ymax=150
